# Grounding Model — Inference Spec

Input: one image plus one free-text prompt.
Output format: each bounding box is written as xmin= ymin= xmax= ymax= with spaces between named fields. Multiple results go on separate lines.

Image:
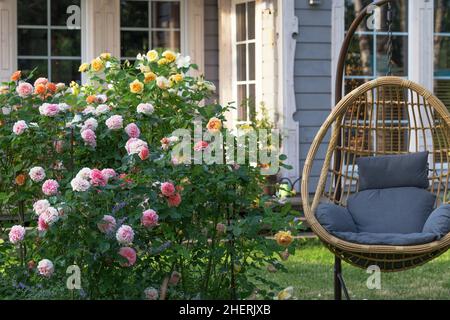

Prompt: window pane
xmin=345 ymin=34 xmax=373 ymax=76
xmin=376 ymin=35 xmax=408 ymax=76
xmin=51 ymin=60 xmax=81 ymax=84
xmin=435 ymin=0 xmax=450 ymax=32
xmin=238 ymin=85 xmax=247 ymax=121
xmin=247 ymin=1 xmax=255 ymax=40
xmin=434 ymin=37 xmax=450 ymax=77
xmin=236 ymin=3 xmax=246 ymax=42
xmin=151 ymin=1 xmax=180 ymax=29
xmin=121 ymin=31 xmax=149 ymax=57
xmin=248 ymin=84 xmax=255 ymax=121
xmin=51 ymin=0 xmax=81 ymax=26
xmin=18 ymin=29 xmax=47 ymax=56
xmin=344 ymin=0 xmax=372 ymax=31
xmin=121 ymin=0 xmax=149 ymax=28
xmin=248 ymin=43 xmax=255 ymax=81
xmin=377 ymin=1 xmax=408 ymax=33
xmin=18 ymin=0 xmax=47 ymax=26
xmin=18 ymin=59 xmax=48 ymax=81
xmin=152 ymin=31 xmax=180 ymax=50
xmin=51 ymin=30 xmax=81 ymax=56
xmin=236 ymin=44 xmax=246 ymax=81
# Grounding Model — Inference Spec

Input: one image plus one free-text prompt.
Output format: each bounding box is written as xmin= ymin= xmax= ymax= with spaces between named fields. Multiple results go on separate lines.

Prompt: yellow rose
xmin=276 ymin=287 xmax=294 ymax=300
xmin=70 ymin=81 xmax=80 ymax=95
xmin=274 ymin=231 xmax=294 ymax=247
xmin=162 ymin=50 xmax=177 ymax=63
xmin=78 ymin=63 xmax=89 ymax=73
xmin=147 ymin=50 xmax=159 ymax=62
xmin=130 ymin=79 xmax=144 ymax=94
xmin=100 ymin=52 xmax=111 ymax=60
xmin=170 ymin=73 xmax=184 ymax=84
xmin=144 ymin=72 xmax=157 ymax=83
xmin=157 ymin=58 xmax=169 ymax=66
xmin=91 ymin=58 xmax=104 ymax=72
xmin=206 ymin=117 xmax=222 ymax=133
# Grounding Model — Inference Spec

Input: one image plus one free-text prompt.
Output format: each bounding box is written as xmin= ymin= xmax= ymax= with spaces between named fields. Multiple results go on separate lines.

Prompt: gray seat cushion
xmin=347 ymin=187 xmax=436 ymax=233
xmin=356 ymin=152 xmax=429 ymax=191
xmin=423 ymin=204 xmax=450 ymax=239
xmin=333 ymin=232 xmax=437 ymax=245
xmin=316 ymin=203 xmax=357 ymax=233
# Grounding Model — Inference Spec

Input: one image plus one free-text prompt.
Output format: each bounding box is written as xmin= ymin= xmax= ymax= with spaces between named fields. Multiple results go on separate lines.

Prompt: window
xmin=17 ymin=0 xmax=82 ymax=83
xmin=233 ymin=0 xmax=256 ymax=122
xmin=434 ymin=1 xmax=450 ymax=108
xmin=120 ymin=0 xmax=183 ymax=61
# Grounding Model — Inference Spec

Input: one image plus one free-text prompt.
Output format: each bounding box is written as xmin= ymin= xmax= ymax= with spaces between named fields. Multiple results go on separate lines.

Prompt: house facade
xmin=0 ymin=0 xmax=448 ymax=191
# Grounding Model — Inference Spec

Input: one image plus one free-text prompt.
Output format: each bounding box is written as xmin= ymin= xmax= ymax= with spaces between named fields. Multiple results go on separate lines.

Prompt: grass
xmin=265 ymin=238 xmax=450 ymax=300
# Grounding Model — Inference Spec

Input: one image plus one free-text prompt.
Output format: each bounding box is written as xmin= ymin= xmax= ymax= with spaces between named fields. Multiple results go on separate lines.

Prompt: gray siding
xmin=204 ymin=0 xmax=219 ymax=93
xmin=294 ymin=0 xmax=332 ymax=192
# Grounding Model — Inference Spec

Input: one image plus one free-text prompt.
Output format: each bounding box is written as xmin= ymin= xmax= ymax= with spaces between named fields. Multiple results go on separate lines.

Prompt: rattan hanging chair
xmin=300 ymin=0 xmax=450 ymax=299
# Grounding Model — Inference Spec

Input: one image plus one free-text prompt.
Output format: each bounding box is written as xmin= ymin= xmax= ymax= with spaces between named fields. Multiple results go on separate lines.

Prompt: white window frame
xmin=231 ymin=0 xmax=259 ymax=124
xmin=119 ymin=0 xmax=187 ymax=61
xmin=16 ymin=0 xmax=84 ymax=82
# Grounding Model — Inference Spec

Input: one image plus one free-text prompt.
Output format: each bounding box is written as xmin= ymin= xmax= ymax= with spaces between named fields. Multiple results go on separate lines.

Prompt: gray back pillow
xmin=347 ymin=187 xmax=436 ymax=233
xmin=356 ymin=152 xmax=429 ymax=191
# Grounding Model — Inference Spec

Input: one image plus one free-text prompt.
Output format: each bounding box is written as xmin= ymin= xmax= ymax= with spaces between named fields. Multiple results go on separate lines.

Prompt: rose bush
xmin=0 ymin=50 xmax=299 ymax=299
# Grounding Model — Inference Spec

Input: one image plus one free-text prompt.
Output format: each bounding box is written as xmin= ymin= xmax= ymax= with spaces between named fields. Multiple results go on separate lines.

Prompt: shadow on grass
xmin=263 ymin=239 xmax=450 ymax=300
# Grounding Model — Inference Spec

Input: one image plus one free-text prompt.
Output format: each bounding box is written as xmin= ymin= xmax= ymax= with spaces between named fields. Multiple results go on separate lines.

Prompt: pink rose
xmin=105 ymin=115 xmax=123 ymax=130
xmin=141 ymin=209 xmax=159 ymax=228
xmin=29 ymin=166 xmax=46 ymax=182
xmin=139 ymin=147 xmax=149 ymax=160
xmin=125 ymin=138 xmax=148 ymax=155
xmin=12 ymin=120 xmax=28 ymax=135
xmin=116 ymin=225 xmax=134 ymax=245
xmin=37 ymin=259 xmax=54 ymax=277
xmin=16 ymin=82 xmax=33 ymax=98
xmin=40 ymin=207 xmax=59 ymax=225
xmin=101 ymin=169 xmax=117 ymax=180
xmin=167 ymin=193 xmax=182 ymax=207
xmin=9 ymin=225 xmax=25 ymax=244
xmin=144 ymin=287 xmax=159 ymax=300
xmin=81 ymin=129 xmax=97 ymax=148
xmin=33 ymin=199 xmax=50 ymax=216
xmin=98 ymin=215 xmax=116 ymax=234
xmin=42 ymin=179 xmax=59 ymax=196
xmin=82 ymin=118 xmax=98 ymax=131
xmin=119 ymin=247 xmax=137 ymax=267
xmin=39 ymin=103 xmax=59 ymax=117
xmin=161 ymin=182 xmax=175 ymax=197
xmin=38 ymin=215 xmax=49 ymax=232
xmin=90 ymin=169 xmax=107 ymax=187
xmin=125 ymin=123 xmax=140 ymax=138
xmin=34 ymin=77 xmax=48 ymax=87
xmin=137 ymin=103 xmax=154 ymax=115
xmin=194 ymin=141 xmax=209 ymax=152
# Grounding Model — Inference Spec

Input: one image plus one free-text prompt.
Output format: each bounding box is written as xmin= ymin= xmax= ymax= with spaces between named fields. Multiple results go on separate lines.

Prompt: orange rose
xmin=86 ymin=95 xmax=96 ymax=104
xmin=274 ymin=231 xmax=294 ymax=247
xmin=34 ymin=84 xmax=47 ymax=95
xmin=11 ymin=70 xmax=21 ymax=81
xmin=46 ymin=82 xmax=57 ymax=93
xmin=15 ymin=174 xmax=26 ymax=186
xmin=206 ymin=117 xmax=222 ymax=133
xmin=144 ymin=72 xmax=157 ymax=84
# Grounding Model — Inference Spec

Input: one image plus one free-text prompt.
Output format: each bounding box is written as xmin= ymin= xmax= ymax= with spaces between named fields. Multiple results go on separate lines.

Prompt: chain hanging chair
xmin=301 ymin=0 xmax=450 ymax=299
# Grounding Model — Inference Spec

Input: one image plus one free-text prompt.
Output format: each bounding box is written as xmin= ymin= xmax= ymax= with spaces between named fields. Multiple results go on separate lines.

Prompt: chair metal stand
xmin=334 ymin=257 xmax=350 ymax=300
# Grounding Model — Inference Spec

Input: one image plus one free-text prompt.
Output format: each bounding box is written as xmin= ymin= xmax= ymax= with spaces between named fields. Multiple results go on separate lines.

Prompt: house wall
xmin=294 ymin=0 xmax=332 ymax=192
xmin=204 ymin=0 xmax=220 ymax=93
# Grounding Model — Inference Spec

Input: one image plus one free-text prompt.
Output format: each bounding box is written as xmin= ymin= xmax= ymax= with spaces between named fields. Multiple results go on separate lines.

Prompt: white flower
xmin=144 ymin=287 xmax=159 ymax=300
xmin=95 ymin=104 xmax=110 ymax=116
xmin=83 ymin=106 xmax=96 ymax=115
xmin=96 ymin=94 xmax=107 ymax=103
xmin=136 ymin=103 xmax=154 ymax=115
xmin=82 ymin=118 xmax=98 ymax=131
xmin=168 ymin=136 xmax=179 ymax=143
xmin=2 ymin=106 xmax=11 ymax=115
xmin=37 ymin=259 xmax=54 ymax=277
xmin=71 ymin=177 xmax=91 ymax=192
xmin=136 ymin=53 xmax=145 ymax=61
xmin=176 ymin=54 xmax=191 ymax=69
xmin=58 ymin=103 xmax=71 ymax=112
xmin=105 ymin=115 xmax=123 ymax=130
xmin=76 ymin=168 xmax=92 ymax=180
xmin=204 ymin=81 xmax=216 ymax=93
xmin=156 ymin=76 xmax=170 ymax=89
xmin=33 ymin=200 xmax=50 ymax=216
xmin=29 ymin=166 xmax=46 ymax=182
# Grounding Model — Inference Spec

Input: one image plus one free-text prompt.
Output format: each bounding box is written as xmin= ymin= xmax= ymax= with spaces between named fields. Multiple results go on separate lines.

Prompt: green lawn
xmin=266 ymin=238 xmax=450 ymax=300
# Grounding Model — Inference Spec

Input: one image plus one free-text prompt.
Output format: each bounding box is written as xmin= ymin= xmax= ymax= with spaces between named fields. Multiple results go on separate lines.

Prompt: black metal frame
xmin=333 ymin=0 xmax=392 ymax=301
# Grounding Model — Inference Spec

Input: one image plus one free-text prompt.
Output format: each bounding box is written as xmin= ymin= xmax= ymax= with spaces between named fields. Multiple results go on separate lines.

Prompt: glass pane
xmin=345 ymin=0 xmax=372 ymax=31
xmin=121 ymin=0 xmax=149 ymax=28
xmin=51 ymin=0 xmax=81 ymax=26
xmin=18 ymin=29 xmax=47 ymax=56
xmin=121 ymin=31 xmax=149 ymax=57
xmin=18 ymin=0 xmax=47 ymax=26
xmin=51 ymin=60 xmax=81 ymax=84
xmin=345 ymin=78 xmax=369 ymax=95
xmin=376 ymin=35 xmax=408 ymax=76
xmin=248 ymin=43 xmax=255 ymax=81
xmin=247 ymin=1 xmax=255 ymax=40
xmin=435 ymin=0 xmax=450 ymax=32
xmin=238 ymin=85 xmax=247 ymax=121
xmin=237 ymin=44 xmax=246 ymax=81
xmin=151 ymin=1 xmax=180 ymax=28
xmin=152 ymin=31 xmax=180 ymax=50
xmin=345 ymin=34 xmax=373 ymax=76
xmin=51 ymin=30 xmax=81 ymax=56
xmin=248 ymin=84 xmax=255 ymax=121
xmin=18 ymin=59 xmax=48 ymax=81
xmin=434 ymin=36 xmax=450 ymax=77
xmin=236 ymin=3 xmax=246 ymax=42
